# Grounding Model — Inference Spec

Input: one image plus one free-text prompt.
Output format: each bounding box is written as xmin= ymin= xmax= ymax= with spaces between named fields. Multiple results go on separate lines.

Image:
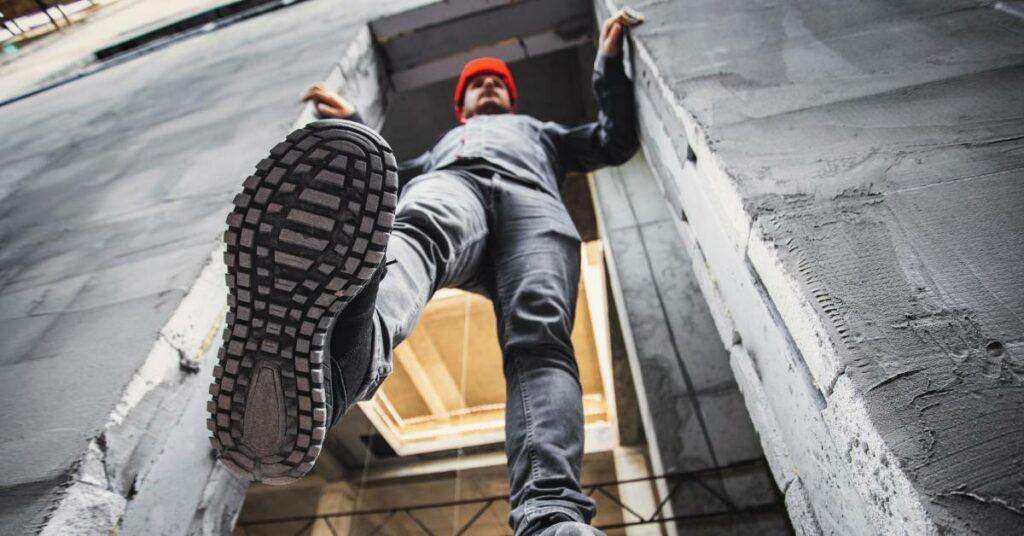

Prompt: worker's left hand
xmin=302 ymin=84 xmax=357 ymax=119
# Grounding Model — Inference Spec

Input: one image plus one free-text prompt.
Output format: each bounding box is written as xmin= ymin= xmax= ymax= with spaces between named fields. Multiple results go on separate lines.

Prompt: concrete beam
xmin=597 ymin=0 xmax=1024 ymax=533
xmin=370 ymin=0 xmax=513 ymax=42
xmin=618 ymin=18 xmax=875 ymax=530
xmin=589 ymin=166 xmax=678 ymax=535
xmin=592 ymin=154 xmax=787 ymax=534
xmin=373 ymin=0 xmax=590 ymax=71
xmin=369 ymin=0 xmax=592 ymax=92
xmin=390 ymin=30 xmax=591 ymax=92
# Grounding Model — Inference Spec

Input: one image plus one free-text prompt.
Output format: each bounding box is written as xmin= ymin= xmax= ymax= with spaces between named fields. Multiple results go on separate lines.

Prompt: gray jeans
xmin=352 ymin=167 xmax=598 ymax=535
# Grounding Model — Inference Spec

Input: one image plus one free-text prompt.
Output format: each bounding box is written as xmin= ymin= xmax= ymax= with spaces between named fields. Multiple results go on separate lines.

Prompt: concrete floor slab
xmin=0 ymin=0 xmax=425 ymax=532
xmin=602 ymin=0 xmax=1024 ymax=532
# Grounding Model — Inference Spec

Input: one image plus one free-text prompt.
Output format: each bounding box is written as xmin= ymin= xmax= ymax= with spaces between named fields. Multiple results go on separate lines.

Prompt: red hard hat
xmin=453 ymin=57 xmax=518 ymax=123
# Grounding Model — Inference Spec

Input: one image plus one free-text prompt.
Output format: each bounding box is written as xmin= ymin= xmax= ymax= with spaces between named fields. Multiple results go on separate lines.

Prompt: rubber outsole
xmin=207 ymin=119 xmax=398 ymax=484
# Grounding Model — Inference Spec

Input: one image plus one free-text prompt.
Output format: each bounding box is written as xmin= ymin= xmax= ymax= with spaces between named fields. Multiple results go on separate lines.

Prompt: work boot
xmin=208 ymin=119 xmax=398 ymax=485
xmin=325 ymin=259 xmax=387 ymax=427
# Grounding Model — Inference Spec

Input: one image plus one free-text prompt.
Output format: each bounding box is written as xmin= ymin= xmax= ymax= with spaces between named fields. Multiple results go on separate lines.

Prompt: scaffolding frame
xmin=237 ymin=458 xmax=783 ymax=535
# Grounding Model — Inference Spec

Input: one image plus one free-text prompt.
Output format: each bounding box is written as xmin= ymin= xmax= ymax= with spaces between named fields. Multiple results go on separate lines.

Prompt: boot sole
xmin=207 ymin=119 xmax=397 ymax=484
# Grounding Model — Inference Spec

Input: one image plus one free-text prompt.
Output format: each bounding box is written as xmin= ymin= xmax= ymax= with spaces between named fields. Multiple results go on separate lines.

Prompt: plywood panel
xmin=370 ymin=242 xmax=614 ymax=454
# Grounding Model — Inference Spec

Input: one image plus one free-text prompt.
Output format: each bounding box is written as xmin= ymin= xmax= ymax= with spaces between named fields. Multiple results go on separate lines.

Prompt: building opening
xmin=234 ymin=1 xmax=786 ymax=534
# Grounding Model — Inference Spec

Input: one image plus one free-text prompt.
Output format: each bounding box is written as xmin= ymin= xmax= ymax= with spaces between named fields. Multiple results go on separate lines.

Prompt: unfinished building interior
xmin=237 ymin=1 xmax=785 ymax=533
xmin=2 ymin=0 xmax=1020 ymax=535
xmin=231 ymin=1 xmax=1024 ymax=533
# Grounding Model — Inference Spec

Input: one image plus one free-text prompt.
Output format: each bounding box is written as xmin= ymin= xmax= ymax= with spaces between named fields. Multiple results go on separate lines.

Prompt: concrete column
xmin=591 ymin=153 xmax=788 ymax=534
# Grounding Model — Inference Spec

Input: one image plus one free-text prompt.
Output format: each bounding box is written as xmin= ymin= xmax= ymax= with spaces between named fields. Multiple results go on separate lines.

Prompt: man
xmin=208 ymin=11 xmax=638 ymax=536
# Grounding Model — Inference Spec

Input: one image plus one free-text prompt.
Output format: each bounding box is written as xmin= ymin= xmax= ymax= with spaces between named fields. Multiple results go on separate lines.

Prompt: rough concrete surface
xmin=0 ymin=0 xmax=423 ymax=533
xmin=605 ymin=0 xmax=1023 ymax=533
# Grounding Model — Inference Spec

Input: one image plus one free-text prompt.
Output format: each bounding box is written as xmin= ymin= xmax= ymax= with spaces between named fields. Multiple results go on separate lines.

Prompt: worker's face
xmin=461 ymin=74 xmax=512 ymax=120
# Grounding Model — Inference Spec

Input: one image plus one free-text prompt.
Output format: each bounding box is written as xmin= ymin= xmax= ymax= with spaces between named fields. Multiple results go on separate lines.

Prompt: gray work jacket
xmin=353 ymin=54 xmax=637 ymax=199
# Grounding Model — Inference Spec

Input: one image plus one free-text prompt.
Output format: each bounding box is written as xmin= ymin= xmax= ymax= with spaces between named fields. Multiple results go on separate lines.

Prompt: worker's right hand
xmin=302 ymin=84 xmax=357 ymax=119
xmin=599 ymin=15 xmax=625 ymax=58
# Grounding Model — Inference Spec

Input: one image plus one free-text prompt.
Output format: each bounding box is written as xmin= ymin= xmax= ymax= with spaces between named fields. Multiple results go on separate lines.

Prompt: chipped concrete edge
xmin=38 ymin=245 xmax=236 ymax=535
xmin=598 ymin=0 xmax=937 ymax=532
xmin=823 ymin=375 xmax=936 ymax=535
xmin=785 ymin=477 xmax=825 ymax=536
xmin=749 ymin=223 xmax=939 ymax=533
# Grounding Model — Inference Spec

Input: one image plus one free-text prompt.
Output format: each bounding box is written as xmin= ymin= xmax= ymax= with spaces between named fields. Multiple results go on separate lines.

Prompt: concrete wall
xmin=599 ymin=0 xmax=1024 ymax=533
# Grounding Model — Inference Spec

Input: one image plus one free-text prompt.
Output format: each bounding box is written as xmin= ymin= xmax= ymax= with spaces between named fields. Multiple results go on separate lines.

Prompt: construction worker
xmin=209 ymin=10 xmax=639 ymax=536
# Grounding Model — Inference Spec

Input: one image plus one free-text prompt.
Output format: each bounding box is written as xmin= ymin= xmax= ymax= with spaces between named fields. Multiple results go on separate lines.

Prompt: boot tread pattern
xmin=207 ymin=119 xmax=397 ymax=484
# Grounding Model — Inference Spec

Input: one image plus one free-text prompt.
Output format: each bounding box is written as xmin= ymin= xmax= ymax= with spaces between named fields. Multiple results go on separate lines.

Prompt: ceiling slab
xmin=372 ymin=0 xmax=593 ymax=91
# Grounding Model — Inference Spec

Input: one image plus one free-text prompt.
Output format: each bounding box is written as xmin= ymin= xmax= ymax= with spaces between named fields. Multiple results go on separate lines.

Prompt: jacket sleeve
xmin=341 ymin=111 xmax=429 ymax=190
xmin=547 ymin=54 xmax=639 ymax=173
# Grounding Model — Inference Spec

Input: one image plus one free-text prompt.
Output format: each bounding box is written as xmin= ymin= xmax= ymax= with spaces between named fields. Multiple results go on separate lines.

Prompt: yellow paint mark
xmin=196 ymin=304 xmax=229 ymax=363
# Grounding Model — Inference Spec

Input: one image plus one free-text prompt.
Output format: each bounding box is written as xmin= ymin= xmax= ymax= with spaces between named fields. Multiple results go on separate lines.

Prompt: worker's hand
xmin=599 ymin=17 xmax=624 ymax=58
xmin=599 ymin=8 xmax=643 ymax=58
xmin=302 ymin=84 xmax=357 ymax=119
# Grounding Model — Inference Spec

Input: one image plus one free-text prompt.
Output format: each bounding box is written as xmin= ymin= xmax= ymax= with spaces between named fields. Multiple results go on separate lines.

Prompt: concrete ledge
xmin=823 ymin=375 xmax=933 ymax=534
xmin=747 ymin=226 xmax=843 ymax=393
xmin=597 ymin=0 xmax=907 ymax=532
xmin=600 ymin=0 xmax=1024 ymax=533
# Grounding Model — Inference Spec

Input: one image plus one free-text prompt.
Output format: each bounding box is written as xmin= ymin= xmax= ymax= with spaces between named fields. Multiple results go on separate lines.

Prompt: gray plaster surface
xmin=0 ymin=0 xmax=423 ymax=532
xmin=608 ymin=0 xmax=1023 ymax=533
